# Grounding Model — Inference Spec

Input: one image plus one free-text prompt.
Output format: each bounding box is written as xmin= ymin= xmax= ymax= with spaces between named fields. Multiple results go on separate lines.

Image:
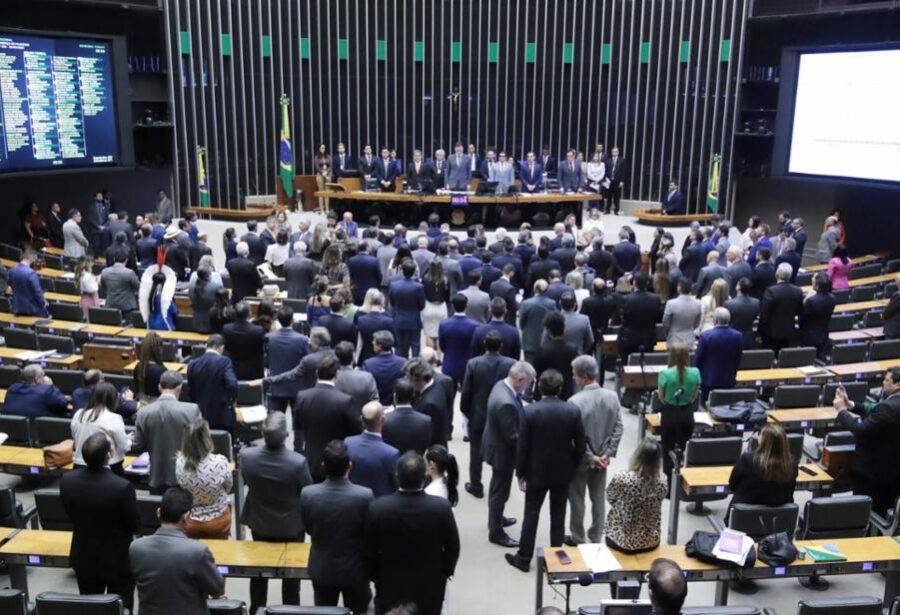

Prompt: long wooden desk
xmin=34 ymin=319 xmax=126 ymax=337
xmin=802 ymin=252 xmax=886 ymax=273
xmin=802 ymin=273 xmax=893 ymax=293
xmin=0 ymin=347 xmax=81 ymax=369
xmin=642 ymin=407 xmax=839 ymax=439
xmin=42 ymin=292 xmax=82 ymax=304
xmin=832 ymin=299 xmax=889 ymax=315
xmin=0 ymin=529 xmax=309 ymax=599
xmin=41 ymin=246 xmax=106 ymax=266
xmin=536 ymin=535 xmax=900 ymax=611
xmin=116 ymin=327 xmax=210 ymax=345
xmin=827 ymin=358 xmax=900 ymax=381
xmin=315 ymin=189 xmax=602 ymax=206
xmin=667 ymin=463 xmax=833 ymax=545
xmin=829 ymin=327 xmax=884 ymax=343
xmin=0 ymin=314 xmax=43 ymax=327
xmin=0 ymin=259 xmax=70 ymax=280
xmin=122 ymin=360 xmax=186 ymax=373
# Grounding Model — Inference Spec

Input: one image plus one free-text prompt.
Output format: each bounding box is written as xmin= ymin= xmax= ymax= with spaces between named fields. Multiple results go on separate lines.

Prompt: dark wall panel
xmin=165 ymin=0 xmax=748 ymax=214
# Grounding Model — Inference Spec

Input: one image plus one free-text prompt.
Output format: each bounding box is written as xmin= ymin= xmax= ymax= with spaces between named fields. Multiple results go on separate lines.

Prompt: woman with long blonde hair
xmin=652 ymin=257 xmax=673 ymax=302
xmin=697 ymin=278 xmax=729 ymax=334
xmin=728 ymin=424 xmax=797 ymax=508
xmin=176 ymin=419 xmax=233 ymax=538
xmin=75 ymin=256 xmax=99 ymax=319
xmin=656 ymin=342 xmax=700 ymax=485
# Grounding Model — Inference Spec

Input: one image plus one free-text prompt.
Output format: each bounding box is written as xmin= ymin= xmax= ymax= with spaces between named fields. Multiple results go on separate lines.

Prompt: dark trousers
xmin=76 ymin=570 xmax=134 ymax=611
xmin=851 ymin=471 xmax=899 ymax=517
xmin=250 ymin=533 xmax=304 ymax=612
xmin=604 ymin=184 xmax=622 ymax=214
xmin=269 ymin=395 xmax=294 ymax=413
xmin=488 ymin=465 xmax=514 ymax=537
xmin=516 ymin=483 xmax=568 ymax=561
xmin=763 ymin=335 xmax=793 ymax=356
xmin=660 ymin=403 xmax=695 ymax=486
xmin=313 ymin=580 xmax=372 ymax=614
xmin=395 ymin=328 xmax=420 ymax=359
xmin=468 ymin=429 xmax=484 ymax=488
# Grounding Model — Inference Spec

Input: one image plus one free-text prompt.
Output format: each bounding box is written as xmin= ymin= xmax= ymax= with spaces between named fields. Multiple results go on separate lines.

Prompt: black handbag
xmin=685 ymin=530 xmax=757 ymax=569
xmin=758 ymin=530 xmax=798 ymax=566
xmin=709 ymin=401 xmax=768 ymax=428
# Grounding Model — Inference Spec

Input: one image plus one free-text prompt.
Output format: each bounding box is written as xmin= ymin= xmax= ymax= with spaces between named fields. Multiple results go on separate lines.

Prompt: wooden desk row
xmin=643 ymin=407 xmax=840 ymax=438
xmin=801 ymin=252 xmax=887 ymax=273
xmin=0 ymin=313 xmax=210 ymax=346
xmin=801 ymin=272 xmax=894 ymax=293
xmin=316 ymin=189 xmax=602 ymax=206
xmin=537 ymin=535 xmax=900 ymax=611
xmin=0 ymin=347 xmax=82 ymax=370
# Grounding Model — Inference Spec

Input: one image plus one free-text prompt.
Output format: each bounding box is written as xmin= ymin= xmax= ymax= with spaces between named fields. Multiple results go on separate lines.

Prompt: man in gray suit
xmin=411 ymin=236 xmax=436 ymax=274
xmin=300 ymin=440 xmax=374 ymax=612
xmin=240 ymin=412 xmax=313 ymax=612
xmin=566 ymin=356 xmax=622 ymax=545
xmin=723 ymin=245 xmax=752 ymax=295
xmin=107 ymin=211 xmax=134 ymax=246
xmin=519 ymin=279 xmax=558 ymax=364
xmin=334 ymin=341 xmax=379 ymax=415
xmin=446 ymin=142 xmax=472 ymax=191
xmin=133 ymin=371 xmax=201 ymax=494
xmin=99 ymin=251 xmax=140 ymax=315
xmin=63 ymin=208 xmax=89 ymax=258
xmin=461 ymin=270 xmax=491 ymax=323
xmin=376 ymin=234 xmax=397 ymax=291
xmin=558 ymin=292 xmax=594 ymax=354
xmin=693 ymin=250 xmax=727 ymax=297
xmin=662 ymin=278 xmax=702 ymax=346
xmin=156 ymin=189 xmax=174 ymax=221
xmin=129 ymin=487 xmax=225 ymax=615
xmin=436 ymin=241 xmax=464 ymax=299
xmin=283 ymin=242 xmax=319 ymax=299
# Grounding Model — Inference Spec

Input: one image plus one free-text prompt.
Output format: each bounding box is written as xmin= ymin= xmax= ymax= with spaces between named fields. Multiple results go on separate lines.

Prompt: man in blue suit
xmin=345 ymin=402 xmax=400 ymax=497
xmin=558 ymin=150 xmax=583 ymax=192
xmin=662 ymin=180 xmax=685 ymax=215
xmin=266 ymin=309 xmax=310 ymax=413
xmin=678 ymin=230 xmax=708 ymax=283
xmin=470 ymin=298 xmax=522 ymax=360
xmin=363 ymin=331 xmax=408 ymax=405
xmin=520 ymin=151 xmax=543 ymax=193
xmin=438 ymin=294 xmax=480 ymax=389
xmin=356 ymin=292 xmax=395 ymax=365
xmin=3 ymin=364 xmax=68 ymax=425
xmin=186 ymin=334 xmax=240 ymax=432
xmin=376 ymin=147 xmax=399 ymax=191
xmin=388 ymin=260 xmax=426 ymax=358
xmin=348 ymin=241 xmax=382 ymax=305
xmin=446 ymin=142 xmax=472 ymax=191
xmin=8 ymin=251 xmax=48 ymax=316
xmin=694 ymin=308 xmax=744 ymax=403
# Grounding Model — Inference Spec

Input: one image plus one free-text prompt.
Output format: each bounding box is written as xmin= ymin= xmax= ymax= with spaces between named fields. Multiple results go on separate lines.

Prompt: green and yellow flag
xmin=279 ymin=95 xmax=294 ymax=202
xmin=707 ymin=153 xmax=721 ymax=213
xmin=196 ymin=146 xmax=210 ymax=207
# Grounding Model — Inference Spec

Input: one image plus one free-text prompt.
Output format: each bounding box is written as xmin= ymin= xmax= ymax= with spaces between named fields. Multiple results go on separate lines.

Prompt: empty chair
xmin=870 ymin=339 xmax=900 ymax=360
xmin=37 ymin=333 xmax=76 ymax=355
xmin=829 ymin=343 xmax=869 ymax=365
xmin=797 ymin=596 xmax=882 ymax=615
xmin=627 ymin=352 xmax=668 ymax=366
xmin=863 ymin=310 xmax=884 ymax=328
xmin=39 ymin=276 xmax=54 ymax=291
xmin=237 ymin=381 xmax=263 ymax=406
xmin=53 ymin=279 xmax=79 ymax=295
xmin=707 ymin=388 xmax=758 ymax=408
xmin=210 ymin=429 xmax=234 ymax=461
xmin=207 ymin=599 xmax=247 ymax=615
xmin=0 ymin=295 xmax=9 ymax=312
xmin=738 ymin=349 xmax=775 ymax=370
xmin=681 ymin=608 xmax=763 ymax=615
xmin=129 ymin=311 xmax=146 ymax=328
xmin=806 ymin=430 xmax=855 ymax=463
xmin=850 ymin=263 xmax=883 ymax=280
xmin=88 ymin=307 xmax=123 ymax=326
xmin=43 ymin=254 xmax=64 ymax=270
xmin=44 ymin=368 xmax=85 ymax=395
xmin=34 ymin=592 xmax=127 ymax=615
xmin=0 ymin=589 xmax=28 ymax=615
xmin=49 ymin=301 xmax=86 ymax=322
xmin=850 ymin=285 xmax=878 ymax=302
xmin=0 ymin=486 xmax=37 ymax=529
xmin=0 ymin=364 xmax=22 ymax=387
xmin=887 ymin=259 xmax=900 ymax=274
xmin=136 ymin=494 xmax=163 ymax=535
xmin=281 ymin=298 xmax=307 ymax=314
xmin=34 ymin=489 xmax=73 ymax=531
xmin=777 ymin=346 xmax=817 ymax=367
xmin=3 ymin=327 xmax=38 ymax=350
xmin=832 ymin=288 xmax=850 ymax=304
xmin=728 ymin=502 xmax=799 ymax=540
xmin=175 ymin=313 xmax=196 ymax=332
xmin=0 ymin=415 xmax=31 ymax=446
xmin=869 ymin=496 xmax=900 ymax=537
xmin=796 ymin=495 xmax=872 ymax=589
xmin=796 ymin=271 xmax=814 ymax=288
xmin=822 ymin=381 xmax=869 ymax=406
xmin=34 ymin=417 xmax=73 ymax=446
xmin=827 ymin=313 xmax=855 ymax=332
xmin=885 ymin=282 xmax=898 ymax=298
xmin=681 ymin=436 xmax=744 ymax=514
xmin=772 ymin=384 xmax=821 ymax=409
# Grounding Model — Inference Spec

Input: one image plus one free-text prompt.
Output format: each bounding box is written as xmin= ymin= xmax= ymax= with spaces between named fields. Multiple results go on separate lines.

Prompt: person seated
xmin=662 ymin=180 xmax=685 ymax=215
xmin=728 ymin=424 xmax=797 ymax=511
xmin=3 ymin=364 xmax=68 ymax=425
xmin=605 ymin=437 xmax=668 ymax=553
xmin=647 ymin=558 xmax=689 ymax=615
xmin=176 ymin=419 xmax=233 ymax=539
xmin=73 ymin=368 xmax=138 ymax=421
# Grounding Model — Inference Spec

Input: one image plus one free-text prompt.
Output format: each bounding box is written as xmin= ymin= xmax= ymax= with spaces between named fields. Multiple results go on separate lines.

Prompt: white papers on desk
xmin=0 ymin=433 xmax=8 ymax=446
xmin=238 ymin=405 xmax=267 ymax=424
xmin=14 ymin=349 xmax=55 ymax=362
xmin=713 ymin=530 xmax=754 ymax=566
xmin=578 ymin=543 xmax=622 ymax=573
xmin=59 ymin=272 xmax=75 ymax=279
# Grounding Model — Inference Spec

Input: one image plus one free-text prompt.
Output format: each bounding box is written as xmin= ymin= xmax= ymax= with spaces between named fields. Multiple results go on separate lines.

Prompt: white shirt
xmin=71 ymin=408 xmax=130 ymax=465
xmin=79 ymin=272 xmax=99 ymax=294
xmin=265 ymin=242 xmax=290 ymax=267
xmin=425 ymin=477 xmax=449 ymax=499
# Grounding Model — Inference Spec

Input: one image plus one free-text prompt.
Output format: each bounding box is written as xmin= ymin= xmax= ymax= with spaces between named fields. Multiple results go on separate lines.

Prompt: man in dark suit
xmin=460 ymin=331 xmax=515 ymax=499
xmin=283 ymin=242 xmax=319 ymax=299
xmin=612 ymin=229 xmax=641 ymax=278
xmin=662 ymin=180 xmax=685 ymax=215
xmin=533 ymin=311 xmax=580 ymax=400
xmin=365 ymin=451 xmax=460 ymax=615
xmin=85 ymin=191 xmax=107 ymax=255
xmin=759 ymin=263 xmax=804 ymax=354
xmin=2 ymin=364 xmax=68 ymax=424
xmin=724 ymin=246 xmax=753 ymax=295
xmin=471 ymin=298 xmax=522 ymax=360
xmin=679 ymin=231 xmax=707 ymax=283
xmin=104 ymin=231 xmax=135 ymax=271
xmin=516 ymin=281 xmax=556 ymax=365
xmin=293 ymin=356 xmax=362 ymax=481
xmin=429 ymin=149 xmax=447 ymax=188
xmin=617 ymin=273 xmax=663 ymax=364
xmin=445 ymin=142 xmax=472 ymax=191
xmin=266 ymin=327 xmax=336 ymax=393
xmin=799 ymin=273 xmax=837 ymax=361
xmin=376 ymin=147 xmax=399 ymax=191
xmin=46 ymin=201 xmax=64 ymax=248
xmin=506 ymin=370 xmax=586 ymax=572
xmin=240 ymin=412 xmax=313 ymax=611
xmin=383 ymin=378 xmax=433 ymax=454
xmin=225 ymin=242 xmax=262 ymax=304
xmin=519 ymin=151 xmax=543 ymax=193
xmin=301 ymin=440 xmax=374 ymax=612
xmin=362 ymin=330 xmax=407 ymax=404
xmin=358 ymin=145 xmax=377 ymax=178
xmin=790 ymin=217 xmax=808 ymax=256
xmin=265 ymin=309 xmax=310 ymax=412
xmin=348 ymin=241 xmax=382 ymax=305
xmin=775 ymin=236 xmax=802 ymax=283
xmin=356 ymin=292 xmax=395 ymax=364
xmin=317 ymin=294 xmax=358 ymax=347
xmin=490 ymin=264 xmax=519 ymax=324
xmin=407 ymin=359 xmax=450 ymax=446
xmin=61 ymin=433 xmax=140 ymax=610
xmin=751 ymin=247 xmax=777 ymax=300
xmin=695 ymin=308 xmax=744 ymax=402
xmin=580 ymin=278 xmax=620 ymax=368
xmin=222 ymin=302 xmax=266 ymax=380
xmin=526 ymin=245 xmax=561 ymax=290
xmin=345 ymin=401 xmax=400 ymax=497
xmin=693 ymin=250 xmax=727 ymax=297
xmin=186 ymin=335 xmax=239 ymax=432
xmin=388 ymin=259 xmax=426 ymax=358
xmin=239 ymin=220 xmax=267 ymax=265
xmin=189 ymin=233 xmax=213 ymax=271
xmin=405 ymin=149 xmax=434 ymax=190
xmin=725 ymin=278 xmax=760 ymax=348
xmin=438 ymin=293 xmax=480 ymax=388
xmin=331 ymin=142 xmax=354 ymax=179
xmin=558 ymin=150 xmax=583 ymax=192
xmin=491 ymin=241 xmax=524 ymax=289
xmin=551 ymin=235 xmax=578 ymax=275
xmin=604 ymin=146 xmax=626 ymax=214
xmin=539 ymin=147 xmax=558 ymax=178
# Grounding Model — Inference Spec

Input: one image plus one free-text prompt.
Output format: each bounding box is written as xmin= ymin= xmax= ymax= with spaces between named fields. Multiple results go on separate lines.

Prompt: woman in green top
xmin=657 ymin=342 xmax=700 ymax=485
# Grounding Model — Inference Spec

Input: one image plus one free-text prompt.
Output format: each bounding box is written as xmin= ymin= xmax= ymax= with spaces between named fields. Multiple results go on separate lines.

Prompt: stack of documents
xmin=578 ymin=543 xmax=623 ymax=573
xmin=713 ymin=529 xmax=754 ymax=566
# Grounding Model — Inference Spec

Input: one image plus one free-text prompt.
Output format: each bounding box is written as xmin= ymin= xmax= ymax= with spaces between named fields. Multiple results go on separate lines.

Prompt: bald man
xmin=344 ymin=402 xmax=401 ymax=497
xmin=648 ymin=558 xmax=688 ymax=615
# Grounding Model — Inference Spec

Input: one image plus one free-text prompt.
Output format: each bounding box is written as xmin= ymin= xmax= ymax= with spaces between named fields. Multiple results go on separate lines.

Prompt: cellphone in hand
xmin=555 ymin=549 xmax=572 ymax=565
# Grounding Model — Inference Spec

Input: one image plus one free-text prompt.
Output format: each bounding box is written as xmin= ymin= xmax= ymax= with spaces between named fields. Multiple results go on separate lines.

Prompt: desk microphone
xmin=579 ymin=572 xmax=595 ymax=586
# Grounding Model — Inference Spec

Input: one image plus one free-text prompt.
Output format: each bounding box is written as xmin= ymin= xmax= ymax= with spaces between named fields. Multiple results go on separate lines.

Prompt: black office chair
xmin=37 ymin=333 xmax=76 ymax=355
xmin=259 ymin=608 xmax=351 ymax=614
xmin=4 ymin=245 xmax=22 ymax=261
xmin=863 ymin=310 xmax=884 ymax=328
xmin=0 ymin=364 xmax=23 ymax=387
xmin=796 ymin=596 xmax=882 ymax=614
xmin=827 ymin=313 xmax=855 ymax=332
xmin=0 ymin=486 xmax=37 ymax=529
xmin=103 ymin=373 xmax=134 ymax=391
xmin=210 ymin=430 xmax=234 ymax=461
xmin=796 ymin=495 xmax=872 ymax=590
xmin=681 ymin=609 xmax=766 ymax=615
xmin=870 ymin=339 xmax=900 ymax=360
xmin=850 ymin=263 xmax=883 ymax=280
xmin=893 ymin=596 xmax=900 ymax=615
xmin=772 ymin=384 xmax=821 ymax=409
xmin=805 ymin=430 xmax=855 ymax=464
xmin=850 ymin=285 xmax=877 ymax=302
xmin=53 ymin=279 xmax=78 ymax=295
xmin=832 ymin=289 xmax=850 ymax=305
xmin=49 ymin=301 xmax=86 ymax=322
xmin=822 ymin=381 xmax=869 ymax=406
xmin=886 ymin=259 xmax=900 ymax=274
xmin=829 ymin=343 xmax=868 ymax=365
xmin=681 ymin=436 xmax=744 ymax=515
xmin=748 ymin=432 xmax=804 ymax=461
xmin=237 ymin=381 xmax=264 ymax=406
xmin=626 ymin=352 xmax=668 ymax=366
xmin=282 ymin=298 xmax=307 ymax=313
xmin=34 ymin=592 xmax=127 ymax=614
xmin=88 ymin=307 xmax=124 ymax=326
xmin=44 ymin=368 xmax=85 ymax=395
xmin=777 ymin=346 xmax=817 ymax=368
xmin=707 ymin=388 xmax=758 ymax=408
xmin=129 ymin=311 xmax=146 ymax=328
xmin=885 ymin=282 xmax=899 ymax=298
xmin=42 ymin=254 xmax=64 ymax=270
xmin=136 ymin=494 xmax=163 ymax=535
xmin=3 ymin=327 xmax=38 ymax=350
xmin=738 ymin=349 xmax=775 ymax=370
xmin=175 ymin=313 xmax=196 ymax=332
xmin=728 ymin=502 xmax=799 ymax=540
xmin=869 ymin=496 xmax=900 ymax=537
xmin=34 ymin=489 xmax=73 ymax=531
xmin=0 ymin=295 xmax=10 ymax=312
xmin=208 ymin=599 xmax=246 ymax=615
xmin=34 ymin=417 xmax=73 ymax=446
xmin=0 ymin=415 xmax=32 ymax=446
xmin=0 ymin=589 xmax=28 ymax=615
xmin=39 ymin=277 xmax=54 ymax=291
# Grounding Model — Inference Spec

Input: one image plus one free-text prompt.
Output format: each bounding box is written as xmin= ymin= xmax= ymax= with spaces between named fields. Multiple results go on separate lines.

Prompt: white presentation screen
xmin=788 ymin=49 xmax=900 ymax=183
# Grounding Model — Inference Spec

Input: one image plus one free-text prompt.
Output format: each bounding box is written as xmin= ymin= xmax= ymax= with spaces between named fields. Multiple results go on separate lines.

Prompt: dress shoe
xmin=564 ymin=535 xmax=578 ymax=547
xmin=502 ymin=516 xmax=517 ymax=527
xmin=489 ymin=533 xmax=519 ymax=548
xmin=505 ymin=553 xmax=530 ymax=572
xmin=465 ymin=483 xmax=484 ymax=498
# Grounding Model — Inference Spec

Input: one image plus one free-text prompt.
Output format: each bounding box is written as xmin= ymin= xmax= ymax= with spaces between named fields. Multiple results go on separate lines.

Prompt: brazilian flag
xmin=279 ymin=95 xmax=294 ymax=203
xmin=196 ymin=146 xmax=210 ymax=207
xmin=707 ymin=153 xmax=721 ymax=213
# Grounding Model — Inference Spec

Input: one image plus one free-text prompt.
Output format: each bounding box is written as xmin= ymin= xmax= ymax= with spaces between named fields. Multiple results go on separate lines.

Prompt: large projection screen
xmin=787 ymin=49 xmax=900 ymax=183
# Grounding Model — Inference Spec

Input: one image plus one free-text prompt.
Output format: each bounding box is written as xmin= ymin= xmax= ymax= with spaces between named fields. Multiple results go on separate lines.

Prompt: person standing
xmin=695 ymin=308 xmax=744 ymax=403
xmin=800 ymin=273 xmax=837 ymax=361
xmin=365 ymin=451 xmax=460 ymax=615
xmin=129 ymin=487 xmax=225 ymax=614
xmin=186 ymin=335 xmax=239 ymax=433
xmin=662 ymin=278 xmax=702 ymax=346
xmin=8 ymin=251 xmax=48 ymax=316
xmin=60 ymin=433 xmax=140 ymax=611
xmin=604 ymin=146 xmax=626 ymax=215
xmin=388 ymin=259 xmax=426 ymax=358
xmin=725 ymin=278 xmax=760 ymax=349
xmin=240 ymin=412 xmax=313 ymax=611
xmin=506 ymin=370 xmax=585 ymax=572
xmin=100 ymin=251 xmax=140 ymax=316
xmin=383 ymin=379 xmax=433 ymax=455
xmin=407 ymin=359 xmax=450 ymax=446
xmin=657 ymin=343 xmax=700 ymax=485
xmin=533 ymin=312 xmax=580 ymax=401
xmin=445 ymin=142 xmax=472 ymax=191
xmin=885 ymin=272 xmax=900 ymax=340
xmin=345 ymin=401 xmax=400 ymax=497
xmin=301 ymin=440 xmax=374 ymax=612
xmin=565 ymin=356 xmax=622 ymax=546
xmin=222 ymin=302 xmax=266 ymax=380
xmin=63 ymin=208 xmax=90 ymax=258
xmin=759 ymin=263 xmax=804 ymax=354
xmin=70 ymin=383 xmax=131 ymax=474
xmin=519 ymin=279 xmax=557 ymax=364
xmin=438 ymin=293 xmax=480 ymax=389
xmin=46 ymin=201 xmax=65 ymax=249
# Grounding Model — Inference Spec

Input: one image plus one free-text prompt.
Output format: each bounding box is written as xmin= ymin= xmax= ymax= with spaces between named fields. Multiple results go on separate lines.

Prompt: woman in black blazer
xmin=728 ymin=424 xmax=798 ymax=508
